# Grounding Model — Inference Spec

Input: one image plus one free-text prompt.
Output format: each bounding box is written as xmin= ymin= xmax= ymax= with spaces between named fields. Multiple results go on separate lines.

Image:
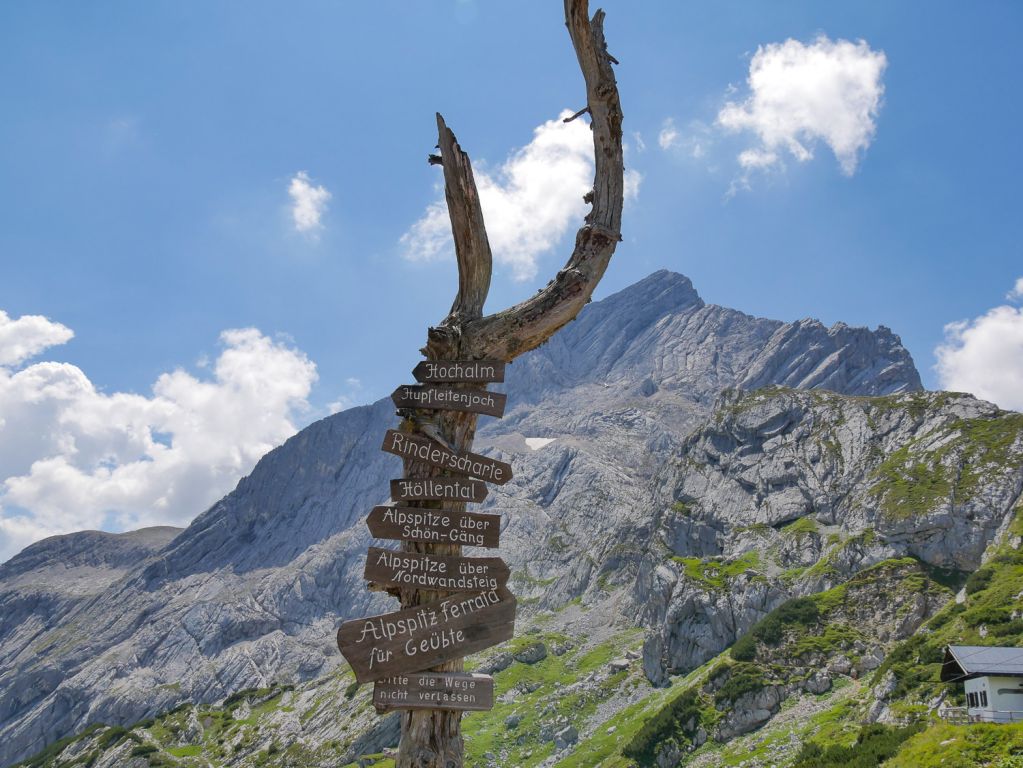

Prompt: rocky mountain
xmin=4 ymin=269 xmax=1016 ymax=768
xmin=12 ymin=388 xmax=1021 ymax=768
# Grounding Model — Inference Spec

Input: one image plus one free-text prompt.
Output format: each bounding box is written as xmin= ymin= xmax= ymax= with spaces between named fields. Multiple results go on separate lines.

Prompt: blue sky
xmin=1 ymin=1 xmax=1021 ymax=557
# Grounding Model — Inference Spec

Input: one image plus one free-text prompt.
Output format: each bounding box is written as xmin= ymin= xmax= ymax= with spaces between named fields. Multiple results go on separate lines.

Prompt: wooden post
xmin=389 ymin=2 xmax=624 ymax=765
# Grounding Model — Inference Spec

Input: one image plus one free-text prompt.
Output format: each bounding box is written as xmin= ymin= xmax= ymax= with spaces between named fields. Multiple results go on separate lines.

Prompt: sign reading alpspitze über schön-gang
xmin=337 ymin=359 xmax=516 ymax=709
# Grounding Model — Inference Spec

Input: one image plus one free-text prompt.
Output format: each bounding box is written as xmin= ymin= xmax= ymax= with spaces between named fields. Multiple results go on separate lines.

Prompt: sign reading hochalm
xmin=337 ymin=359 xmax=517 ymax=712
xmin=412 ymin=360 xmax=505 ymax=384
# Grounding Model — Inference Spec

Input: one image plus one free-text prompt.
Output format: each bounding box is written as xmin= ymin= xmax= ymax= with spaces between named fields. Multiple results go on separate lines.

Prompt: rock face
xmin=0 ymin=270 xmax=941 ymax=767
xmin=0 ymin=526 xmax=181 ymax=666
xmin=640 ymin=388 xmax=1023 ymax=681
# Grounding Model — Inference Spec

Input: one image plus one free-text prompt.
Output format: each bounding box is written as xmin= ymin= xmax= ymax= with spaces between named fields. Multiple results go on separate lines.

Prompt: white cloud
xmin=935 ymin=286 xmax=1023 ymax=412
xmin=401 ymin=110 xmax=640 ymax=282
xmin=0 ymin=316 xmax=317 ymax=562
xmin=1007 ymin=277 xmax=1023 ymax=302
xmin=288 ymin=171 xmax=331 ymax=234
xmin=717 ymin=35 xmax=887 ymax=177
xmin=658 ymin=119 xmax=680 ymax=150
xmin=0 ymin=310 xmax=74 ymax=367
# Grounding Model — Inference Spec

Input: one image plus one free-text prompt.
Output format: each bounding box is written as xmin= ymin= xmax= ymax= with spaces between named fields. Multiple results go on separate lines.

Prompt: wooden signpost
xmin=338 ymin=587 xmax=516 ymax=684
xmin=339 ymin=360 xmax=516 ymax=712
xmin=381 ymin=430 xmax=513 ymax=485
xmin=392 ymin=384 xmax=507 ymax=418
xmin=338 ymin=4 xmax=624 ymax=761
xmin=366 ymin=505 xmax=501 ymax=549
xmin=412 ymin=360 xmax=505 ymax=384
xmin=374 ymin=672 xmax=494 ymax=713
xmin=364 ymin=547 xmax=509 ymax=592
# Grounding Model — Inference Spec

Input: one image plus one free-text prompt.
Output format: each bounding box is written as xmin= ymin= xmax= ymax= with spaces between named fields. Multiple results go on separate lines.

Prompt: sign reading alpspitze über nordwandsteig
xmin=381 ymin=430 xmax=513 ymax=485
xmin=337 ymin=587 xmax=516 ymax=683
xmin=364 ymin=546 xmax=509 ymax=592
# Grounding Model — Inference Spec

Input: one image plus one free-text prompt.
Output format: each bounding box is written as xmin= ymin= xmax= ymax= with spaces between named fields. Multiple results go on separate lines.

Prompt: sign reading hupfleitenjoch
xmin=337 ymin=587 xmax=516 ymax=683
xmin=366 ymin=505 xmax=501 ymax=548
xmin=364 ymin=546 xmax=509 ymax=592
xmin=391 ymin=384 xmax=507 ymax=418
xmin=381 ymin=430 xmax=513 ymax=485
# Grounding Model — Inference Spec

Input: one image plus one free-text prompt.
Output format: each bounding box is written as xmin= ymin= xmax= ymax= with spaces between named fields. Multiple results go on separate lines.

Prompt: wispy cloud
xmin=328 ymin=377 xmax=364 ymax=414
xmin=1007 ymin=277 xmax=1023 ymax=302
xmin=658 ymin=118 xmax=714 ymax=160
xmin=288 ymin=171 xmax=331 ymax=234
xmin=658 ymin=119 xmax=680 ymax=151
xmin=717 ymin=35 xmax=887 ymax=181
xmin=401 ymin=110 xmax=640 ymax=282
xmin=935 ymin=279 xmax=1023 ymax=412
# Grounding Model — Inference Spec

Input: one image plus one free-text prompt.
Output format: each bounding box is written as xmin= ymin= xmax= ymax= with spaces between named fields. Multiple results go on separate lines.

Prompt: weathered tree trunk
xmin=393 ymin=2 xmax=623 ymax=765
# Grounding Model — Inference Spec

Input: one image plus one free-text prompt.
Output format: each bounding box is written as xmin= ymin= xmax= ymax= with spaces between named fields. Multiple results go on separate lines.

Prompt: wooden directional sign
xmin=382 ymin=430 xmax=513 ymax=485
xmin=374 ymin=672 xmax=494 ymax=712
xmin=364 ymin=547 xmax=509 ymax=592
xmin=412 ymin=360 xmax=505 ymax=384
xmin=390 ymin=477 xmax=488 ymax=503
xmin=367 ymin=505 xmax=501 ymax=548
xmin=337 ymin=587 xmax=516 ymax=683
xmin=391 ymin=384 xmax=507 ymax=419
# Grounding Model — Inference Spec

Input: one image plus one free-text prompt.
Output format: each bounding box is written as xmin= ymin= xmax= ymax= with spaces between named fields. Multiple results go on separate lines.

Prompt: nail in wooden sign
xmin=390 ymin=478 xmax=488 ymax=503
xmin=337 ymin=587 xmax=517 ymax=683
xmin=364 ymin=547 xmax=509 ymax=592
xmin=382 ymin=430 xmax=513 ymax=485
xmin=391 ymin=384 xmax=507 ymax=418
xmin=374 ymin=672 xmax=494 ymax=712
xmin=366 ymin=505 xmax=501 ymax=548
xmin=412 ymin=360 xmax=505 ymax=384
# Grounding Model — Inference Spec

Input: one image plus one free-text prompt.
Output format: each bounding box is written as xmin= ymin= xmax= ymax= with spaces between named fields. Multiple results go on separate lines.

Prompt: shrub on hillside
xmin=793 ymin=723 xmax=923 ymax=768
xmin=731 ymin=597 xmax=820 ymax=661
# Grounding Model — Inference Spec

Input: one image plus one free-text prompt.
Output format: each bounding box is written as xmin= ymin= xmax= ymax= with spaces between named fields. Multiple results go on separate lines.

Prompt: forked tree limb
xmin=436 ymin=113 xmax=493 ymax=324
xmin=424 ymin=0 xmax=624 ymax=362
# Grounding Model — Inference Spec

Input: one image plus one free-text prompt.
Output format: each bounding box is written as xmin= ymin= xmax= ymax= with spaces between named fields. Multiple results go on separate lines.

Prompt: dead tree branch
xmin=423 ymin=0 xmax=624 ymax=363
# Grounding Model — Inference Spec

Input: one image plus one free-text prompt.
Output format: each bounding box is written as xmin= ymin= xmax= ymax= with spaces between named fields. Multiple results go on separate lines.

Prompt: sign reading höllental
xmin=382 ymin=430 xmax=513 ymax=485
xmin=412 ymin=360 xmax=505 ymax=384
xmin=337 ymin=587 xmax=516 ymax=683
xmin=374 ymin=672 xmax=494 ymax=712
xmin=391 ymin=384 xmax=507 ymax=418
xmin=390 ymin=477 xmax=488 ymax=503
xmin=366 ymin=505 xmax=501 ymax=548
xmin=364 ymin=547 xmax=509 ymax=592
